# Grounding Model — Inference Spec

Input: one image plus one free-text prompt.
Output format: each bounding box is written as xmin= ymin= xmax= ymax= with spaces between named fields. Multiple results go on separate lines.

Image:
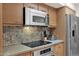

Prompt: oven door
xmin=30 ymin=12 xmax=48 ymax=26
xmin=33 ymin=47 xmax=53 ymax=56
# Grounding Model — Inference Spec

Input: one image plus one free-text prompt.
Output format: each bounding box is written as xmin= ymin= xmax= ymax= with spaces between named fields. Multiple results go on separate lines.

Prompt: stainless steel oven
xmin=32 ymin=47 xmax=53 ymax=56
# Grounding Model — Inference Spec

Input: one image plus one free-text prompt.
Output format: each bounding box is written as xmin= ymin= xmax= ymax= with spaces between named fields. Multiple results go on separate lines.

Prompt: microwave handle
xmin=45 ymin=14 xmax=49 ymax=25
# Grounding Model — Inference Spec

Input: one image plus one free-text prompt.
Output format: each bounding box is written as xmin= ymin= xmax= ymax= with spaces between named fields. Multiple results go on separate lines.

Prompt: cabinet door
xmin=53 ymin=43 xmax=64 ymax=56
xmin=38 ymin=4 xmax=48 ymax=13
xmin=24 ymin=3 xmax=38 ymax=10
xmin=16 ymin=52 xmax=32 ymax=56
xmin=3 ymin=3 xmax=23 ymax=25
xmin=49 ymin=7 xmax=57 ymax=27
xmin=0 ymin=3 xmax=3 ymax=56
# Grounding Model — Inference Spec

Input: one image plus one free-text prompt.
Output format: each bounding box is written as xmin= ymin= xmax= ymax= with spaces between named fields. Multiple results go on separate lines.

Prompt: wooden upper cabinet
xmin=24 ymin=3 xmax=39 ymax=10
xmin=0 ymin=4 xmax=2 ymax=19
xmin=3 ymin=3 xmax=23 ymax=25
xmin=38 ymin=4 xmax=49 ymax=13
xmin=48 ymin=7 xmax=57 ymax=27
xmin=53 ymin=43 xmax=64 ymax=56
xmin=0 ymin=3 xmax=3 ymax=56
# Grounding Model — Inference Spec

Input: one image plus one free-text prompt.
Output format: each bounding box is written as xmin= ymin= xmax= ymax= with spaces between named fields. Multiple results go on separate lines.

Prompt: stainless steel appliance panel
xmin=66 ymin=14 xmax=79 ymax=56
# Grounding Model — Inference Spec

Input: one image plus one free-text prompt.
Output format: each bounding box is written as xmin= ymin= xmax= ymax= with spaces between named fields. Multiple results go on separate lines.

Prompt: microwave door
xmin=30 ymin=12 xmax=46 ymax=26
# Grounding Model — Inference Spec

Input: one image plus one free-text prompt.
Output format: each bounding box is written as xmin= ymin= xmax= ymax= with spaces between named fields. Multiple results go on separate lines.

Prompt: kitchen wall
xmin=3 ymin=26 xmax=47 ymax=47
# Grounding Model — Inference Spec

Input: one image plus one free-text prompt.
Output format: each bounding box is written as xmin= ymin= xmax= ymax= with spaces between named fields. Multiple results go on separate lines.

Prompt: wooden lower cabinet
xmin=53 ymin=43 xmax=64 ymax=56
xmin=16 ymin=52 xmax=32 ymax=56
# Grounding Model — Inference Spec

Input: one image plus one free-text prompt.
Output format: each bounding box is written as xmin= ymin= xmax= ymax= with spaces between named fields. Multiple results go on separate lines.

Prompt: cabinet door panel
xmin=49 ymin=7 xmax=57 ymax=27
xmin=16 ymin=52 xmax=32 ymax=56
xmin=3 ymin=3 xmax=23 ymax=25
xmin=0 ymin=3 xmax=3 ymax=55
xmin=53 ymin=43 xmax=64 ymax=56
xmin=38 ymin=4 xmax=48 ymax=13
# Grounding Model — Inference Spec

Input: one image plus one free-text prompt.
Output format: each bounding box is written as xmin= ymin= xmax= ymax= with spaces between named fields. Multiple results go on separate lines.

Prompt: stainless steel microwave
xmin=23 ymin=7 xmax=49 ymax=26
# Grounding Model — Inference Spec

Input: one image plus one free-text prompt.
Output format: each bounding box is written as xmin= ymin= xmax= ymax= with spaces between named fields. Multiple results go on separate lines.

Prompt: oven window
xmin=40 ymin=48 xmax=51 ymax=55
xmin=33 ymin=16 xmax=45 ymax=23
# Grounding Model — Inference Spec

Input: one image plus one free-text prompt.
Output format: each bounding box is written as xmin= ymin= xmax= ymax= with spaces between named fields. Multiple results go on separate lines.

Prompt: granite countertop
xmin=3 ymin=39 xmax=64 ymax=56
xmin=3 ymin=44 xmax=32 ymax=56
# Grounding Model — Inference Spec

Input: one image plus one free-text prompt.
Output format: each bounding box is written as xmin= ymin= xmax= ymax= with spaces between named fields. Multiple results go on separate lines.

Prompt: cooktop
xmin=22 ymin=40 xmax=52 ymax=48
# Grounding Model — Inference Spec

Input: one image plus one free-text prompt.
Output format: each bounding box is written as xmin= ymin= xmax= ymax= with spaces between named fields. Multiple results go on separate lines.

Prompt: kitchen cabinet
xmin=0 ymin=3 xmax=3 ymax=55
xmin=53 ymin=43 xmax=64 ymax=56
xmin=24 ymin=3 xmax=39 ymax=10
xmin=3 ymin=3 xmax=23 ymax=25
xmin=48 ymin=7 xmax=57 ymax=28
xmin=38 ymin=4 xmax=49 ymax=13
xmin=16 ymin=52 xmax=32 ymax=56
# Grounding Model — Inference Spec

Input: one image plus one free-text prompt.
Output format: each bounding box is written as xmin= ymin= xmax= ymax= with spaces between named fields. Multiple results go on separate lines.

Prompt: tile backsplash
xmin=3 ymin=26 xmax=47 ymax=46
